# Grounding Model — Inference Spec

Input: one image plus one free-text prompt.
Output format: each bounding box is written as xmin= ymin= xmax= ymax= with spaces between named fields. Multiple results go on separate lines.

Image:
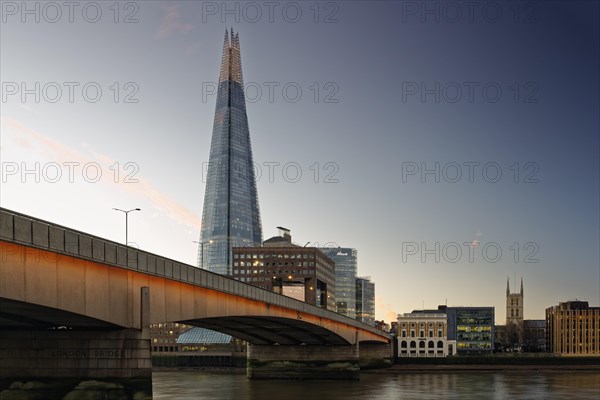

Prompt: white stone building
xmin=397 ymin=312 xmax=457 ymax=357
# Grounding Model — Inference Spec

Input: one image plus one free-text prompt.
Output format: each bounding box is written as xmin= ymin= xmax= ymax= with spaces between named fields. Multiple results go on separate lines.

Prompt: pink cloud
xmin=1 ymin=116 xmax=202 ymax=230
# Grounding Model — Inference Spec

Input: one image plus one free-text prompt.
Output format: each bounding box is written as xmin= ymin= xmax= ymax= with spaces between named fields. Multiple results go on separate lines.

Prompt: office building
xmin=546 ymin=301 xmax=600 ymax=355
xmin=444 ymin=306 xmax=495 ymax=355
xmin=199 ymin=29 xmax=262 ymax=274
xmin=320 ymin=247 xmax=357 ymax=318
xmin=231 ymin=228 xmax=336 ymax=310
xmin=356 ymin=276 xmax=375 ymax=326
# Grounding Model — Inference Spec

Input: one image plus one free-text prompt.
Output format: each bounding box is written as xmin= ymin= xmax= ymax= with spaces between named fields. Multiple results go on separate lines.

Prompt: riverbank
xmin=380 ymin=355 xmax=600 ymax=372
xmin=377 ymin=364 xmax=600 ymax=372
xmin=152 ymin=366 xmax=246 ymax=374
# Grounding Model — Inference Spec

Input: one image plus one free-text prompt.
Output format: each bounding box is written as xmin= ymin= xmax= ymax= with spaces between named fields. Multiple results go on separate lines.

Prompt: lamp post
xmin=193 ymin=240 xmax=213 ymax=269
xmin=113 ymin=208 xmax=141 ymax=266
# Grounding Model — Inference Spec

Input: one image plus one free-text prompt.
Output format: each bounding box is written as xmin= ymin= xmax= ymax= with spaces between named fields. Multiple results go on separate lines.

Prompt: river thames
xmin=153 ymin=371 xmax=600 ymax=399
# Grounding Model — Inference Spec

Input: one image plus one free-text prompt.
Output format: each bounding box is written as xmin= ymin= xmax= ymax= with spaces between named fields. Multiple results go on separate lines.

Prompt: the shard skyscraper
xmin=199 ymin=30 xmax=262 ymax=275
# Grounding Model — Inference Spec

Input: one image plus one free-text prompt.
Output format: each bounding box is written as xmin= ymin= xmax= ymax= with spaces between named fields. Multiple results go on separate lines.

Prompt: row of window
xmin=457 ymin=333 xmax=492 ymax=341
xmin=152 ymin=346 xmax=178 ymax=352
xmin=150 ymin=323 xmax=184 ymax=328
xmin=152 ymin=338 xmax=176 ymax=344
xmin=399 ymin=340 xmax=445 ymax=348
xmin=456 ymin=341 xmax=493 ymax=349
xmin=457 ymin=325 xmax=492 ymax=333
xmin=400 ymin=330 xmax=444 ymax=338
xmin=238 ymin=277 xmax=268 ymax=283
xmin=234 ymin=261 xmax=316 ymax=268
xmin=400 ymin=322 xmax=445 ymax=328
xmin=235 ymin=253 xmax=315 ymax=260
xmin=233 ymin=269 xmax=316 ymax=276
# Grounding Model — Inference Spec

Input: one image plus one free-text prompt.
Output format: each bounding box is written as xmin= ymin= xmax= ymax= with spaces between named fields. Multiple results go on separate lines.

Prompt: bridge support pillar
xmin=0 ymin=328 xmax=152 ymax=399
xmin=359 ymin=342 xmax=393 ymax=369
xmin=0 ymin=287 xmax=152 ymax=399
xmin=246 ymin=343 xmax=359 ymax=380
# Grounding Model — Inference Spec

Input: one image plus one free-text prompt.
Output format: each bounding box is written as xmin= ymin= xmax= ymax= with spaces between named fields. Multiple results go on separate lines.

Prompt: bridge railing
xmin=0 ymin=207 xmax=389 ymax=339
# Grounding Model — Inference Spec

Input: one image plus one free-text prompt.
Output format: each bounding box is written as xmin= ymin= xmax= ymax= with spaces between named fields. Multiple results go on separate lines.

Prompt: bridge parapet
xmin=0 ymin=208 xmax=390 ymax=342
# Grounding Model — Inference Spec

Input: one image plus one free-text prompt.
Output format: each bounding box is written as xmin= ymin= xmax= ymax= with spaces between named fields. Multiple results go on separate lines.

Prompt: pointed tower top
xmin=506 ymin=277 xmax=510 ymax=294
xmin=219 ymin=30 xmax=231 ymax=82
xmin=230 ymin=30 xmax=244 ymax=84
xmin=218 ymin=29 xmax=244 ymax=84
xmin=520 ymin=277 xmax=524 ymax=294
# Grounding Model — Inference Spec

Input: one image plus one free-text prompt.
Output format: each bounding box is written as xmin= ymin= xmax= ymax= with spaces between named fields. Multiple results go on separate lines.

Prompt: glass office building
xmin=445 ymin=307 xmax=494 ymax=354
xmin=356 ymin=276 xmax=375 ymax=326
xmin=199 ymin=30 xmax=262 ymax=275
xmin=320 ymin=247 xmax=357 ymax=318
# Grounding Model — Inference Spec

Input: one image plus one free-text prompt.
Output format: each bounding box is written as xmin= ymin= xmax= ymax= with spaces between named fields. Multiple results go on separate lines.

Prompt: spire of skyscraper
xmin=199 ymin=30 xmax=262 ymax=275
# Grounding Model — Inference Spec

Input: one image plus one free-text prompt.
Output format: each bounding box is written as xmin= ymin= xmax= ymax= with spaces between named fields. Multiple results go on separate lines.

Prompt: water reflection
xmin=153 ymin=371 xmax=600 ymax=400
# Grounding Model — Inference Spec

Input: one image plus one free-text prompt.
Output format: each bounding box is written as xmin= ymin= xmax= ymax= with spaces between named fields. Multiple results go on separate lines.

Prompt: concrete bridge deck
xmin=0 ymin=208 xmax=392 ymax=398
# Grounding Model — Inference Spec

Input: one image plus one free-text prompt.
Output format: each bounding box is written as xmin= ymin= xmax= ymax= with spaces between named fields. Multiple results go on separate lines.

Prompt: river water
xmin=153 ymin=371 xmax=600 ymax=399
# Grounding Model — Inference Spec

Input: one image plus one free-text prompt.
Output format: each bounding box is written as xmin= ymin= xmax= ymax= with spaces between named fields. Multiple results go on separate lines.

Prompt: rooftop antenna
xmin=304 ymin=242 xmax=310 ymax=247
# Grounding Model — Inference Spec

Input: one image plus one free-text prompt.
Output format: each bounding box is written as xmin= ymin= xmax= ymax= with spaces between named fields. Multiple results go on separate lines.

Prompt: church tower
xmin=506 ymin=277 xmax=524 ymax=328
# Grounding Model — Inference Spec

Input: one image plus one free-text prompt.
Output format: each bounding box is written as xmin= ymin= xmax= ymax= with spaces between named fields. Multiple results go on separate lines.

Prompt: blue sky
xmin=1 ymin=1 xmax=598 ymax=322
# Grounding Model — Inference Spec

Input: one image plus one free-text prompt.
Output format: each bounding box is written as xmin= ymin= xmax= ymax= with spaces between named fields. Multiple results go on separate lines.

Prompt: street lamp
xmin=113 ymin=208 xmax=141 ymax=246
xmin=193 ymin=240 xmax=213 ymax=269
xmin=113 ymin=208 xmax=141 ymax=267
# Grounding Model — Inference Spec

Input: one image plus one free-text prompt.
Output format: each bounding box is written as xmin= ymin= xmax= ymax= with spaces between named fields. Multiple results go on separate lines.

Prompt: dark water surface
xmin=153 ymin=371 xmax=600 ymax=399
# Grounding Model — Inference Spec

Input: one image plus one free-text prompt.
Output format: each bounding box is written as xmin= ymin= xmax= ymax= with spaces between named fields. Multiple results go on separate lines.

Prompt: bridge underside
xmin=0 ymin=298 xmax=352 ymax=346
xmin=0 ymin=297 xmax=120 ymax=330
xmin=181 ymin=316 xmax=350 ymax=345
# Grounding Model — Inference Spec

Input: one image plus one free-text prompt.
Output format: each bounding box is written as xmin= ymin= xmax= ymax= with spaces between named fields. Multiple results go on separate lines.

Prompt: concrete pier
xmin=0 ymin=329 xmax=152 ymax=399
xmin=359 ymin=342 xmax=394 ymax=369
xmin=247 ymin=343 xmax=360 ymax=380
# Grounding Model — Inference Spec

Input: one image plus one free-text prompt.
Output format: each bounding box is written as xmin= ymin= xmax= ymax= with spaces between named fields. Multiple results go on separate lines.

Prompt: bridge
xmin=0 ymin=208 xmax=392 ymax=399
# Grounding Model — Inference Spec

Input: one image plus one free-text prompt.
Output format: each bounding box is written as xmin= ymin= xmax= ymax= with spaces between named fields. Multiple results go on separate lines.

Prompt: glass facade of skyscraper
xmin=356 ymin=276 xmax=375 ymax=326
xmin=320 ymin=247 xmax=357 ymax=318
xmin=199 ymin=30 xmax=262 ymax=275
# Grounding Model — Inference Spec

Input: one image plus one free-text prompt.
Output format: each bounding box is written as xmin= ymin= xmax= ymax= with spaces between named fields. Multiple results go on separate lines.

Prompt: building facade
xmin=546 ymin=301 xmax=600 ymax=355
xmin=149 ymin=323 xmax=190 ymax=353
xmin=320 ymin=247 xmax=357 ymax=318
xmin=356 ymin=276 xmax=375 ymax=326
xmin=523 ymin=320 xmax=546 ymax=352
xmin=397 ymin=311 xmax=456 ymax=357
xmin=231 ymin=228 xmax=336 ymax=310
xmin=445 ymin=306 xmax=495 ymax=355
xmin=506 ymin=277 xmax=524 ymax=343
xmin=199 ymin=29 xmax=262 ymax=275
